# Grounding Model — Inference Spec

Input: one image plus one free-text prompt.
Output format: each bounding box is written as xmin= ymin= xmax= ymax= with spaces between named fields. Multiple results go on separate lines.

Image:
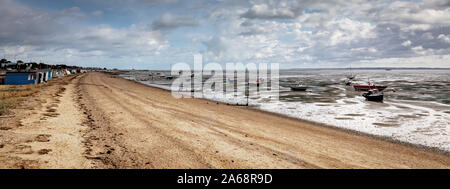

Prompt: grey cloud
xmin=0 ymin=0 xmax=167 ymax=64
xmin=238 ymin=23 xmax=272 ymax=36
xmin=151 ymin=13 xmax=199 ymax=31
xmin=147 ymin=0 xmax=178 ymax=3
xmin=109 ymin=0 xmax=177 ymax=4
xmin=202 ymin=36 xmax=227 ymax=58
xmin=0 ymin=0 xmax=66 ymax=46
xmin=422 ymin=0 xmax=450 ymax=10
xmin=240 ymin=20 xmax=253 ymax=27
xmin=56 ymin=6 xmax=88 ymax=21
xmin=238 ymin=30 xmax=266 ymax=36
xmin=241 ymin=4 xmax=297 ymax=19
xmin=239 ymin=0 xmax=335 ymax=20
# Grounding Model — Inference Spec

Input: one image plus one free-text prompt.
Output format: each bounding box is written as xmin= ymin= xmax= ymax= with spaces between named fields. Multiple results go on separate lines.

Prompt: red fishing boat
xmin=354 ymin=84 xmax=387 ymax=91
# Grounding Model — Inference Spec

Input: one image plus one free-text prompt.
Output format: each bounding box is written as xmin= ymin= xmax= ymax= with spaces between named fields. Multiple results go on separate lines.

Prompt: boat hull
xmin=354 ymin=85 xmax=387 ymax=91
xmin=362 ymin=94 xmax=384 ymax=102
xmin=290 ymin=87 xmax=307 ymax=91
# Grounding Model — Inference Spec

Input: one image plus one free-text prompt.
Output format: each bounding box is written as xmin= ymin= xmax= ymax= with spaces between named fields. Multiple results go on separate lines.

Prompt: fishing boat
xmin=290 ymin=83 xmax=308 ymax=91
xmin=345 ymin=80 xmax=352 ymax=86
xmin=354 ymin=84 xmax=387 ymax=91
xmin=346 ymin=64 xmax=356 ymax=80
xmin=362 ymin=89 xmax=383 ymax=102
xmin=255 ymin=78 xmax=264 ymax=87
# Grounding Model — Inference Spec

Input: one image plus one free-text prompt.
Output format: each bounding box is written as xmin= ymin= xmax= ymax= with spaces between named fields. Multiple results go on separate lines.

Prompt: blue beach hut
xmin=5 ymin=70 xmax=48 ymax=85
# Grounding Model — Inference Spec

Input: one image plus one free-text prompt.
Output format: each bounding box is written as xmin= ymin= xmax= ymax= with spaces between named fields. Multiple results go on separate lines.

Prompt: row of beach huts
xmin=0 ymin=59 xmax=90 ymax=85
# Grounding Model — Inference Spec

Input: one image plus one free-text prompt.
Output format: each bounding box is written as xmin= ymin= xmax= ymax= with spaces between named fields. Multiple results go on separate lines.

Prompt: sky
xmin=0 ymin=0 xmax=449 ymax=69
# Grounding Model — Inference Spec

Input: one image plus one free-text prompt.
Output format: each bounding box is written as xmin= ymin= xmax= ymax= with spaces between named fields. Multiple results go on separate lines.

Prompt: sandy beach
xmin=0 ymin=72 xmax=449 ymax=169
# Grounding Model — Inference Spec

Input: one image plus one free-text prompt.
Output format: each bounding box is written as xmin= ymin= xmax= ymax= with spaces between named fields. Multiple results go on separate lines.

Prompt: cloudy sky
xmin=1 ymin=0 xmax=449 ymax=69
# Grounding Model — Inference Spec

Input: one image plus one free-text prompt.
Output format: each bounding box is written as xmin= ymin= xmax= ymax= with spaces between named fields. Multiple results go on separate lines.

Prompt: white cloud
xmin=326 ymin=18 xmax=376 ymax=46
xmin=411 ymin=46 xmax=434 ymax=55
xmin=438 ymin=34 xmax=450 ymax=43
xmin=402 ymin=40 xmax=412 ymax=47
xmin=377 ymin=1 xmax=450 ymax=31
xmin=351 ymin=47 xmax=377 ymax=53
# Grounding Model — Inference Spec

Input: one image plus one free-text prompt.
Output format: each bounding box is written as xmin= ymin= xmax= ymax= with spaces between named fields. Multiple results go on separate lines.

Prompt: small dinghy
xmin=290 ymin=83 xmax=308 ymax=91
xmin=255 ymin=78 xmax=264 ymax=87
xmin=362 ymin=89 xmax=383 ymax=102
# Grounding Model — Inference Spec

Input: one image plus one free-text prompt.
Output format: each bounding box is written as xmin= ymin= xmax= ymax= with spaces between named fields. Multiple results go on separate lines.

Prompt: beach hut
xmin=48 ymin=70 xmax=53 ymax=80
xmin=52 ymin=70 xmax=61 ymax=78
xmin=42 ymin=71 xmax=48 ymax=82
xmin=5 ymin=70 xmax=48 ymax=85
xmin=47 ymin=70 xmax=52 ymax=80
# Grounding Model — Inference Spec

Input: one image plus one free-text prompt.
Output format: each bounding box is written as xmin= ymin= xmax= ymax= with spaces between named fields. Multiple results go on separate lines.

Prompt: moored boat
xmin=354 ymin=85 xmax=387 ymax=91
xmin=290 ymin=83 xmax=308 ymax=91
xmin=346 ymin=64 xmax=356 ymax=80
xmin=362 ymin=89 xmax=383 ymax=102
xmin=290 ymin=86 xmax=307 ymax=91
xmin=345 ymin=80 xmax=352 ymax=86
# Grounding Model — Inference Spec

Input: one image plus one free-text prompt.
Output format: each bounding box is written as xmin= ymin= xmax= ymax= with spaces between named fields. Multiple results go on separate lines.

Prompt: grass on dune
xmin=0 ymin=85 xmax=41 ymax=116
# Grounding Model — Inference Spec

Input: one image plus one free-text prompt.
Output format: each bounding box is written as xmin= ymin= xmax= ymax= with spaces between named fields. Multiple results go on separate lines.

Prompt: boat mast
xmin=350 ymin=64 xmax=354 ymax=78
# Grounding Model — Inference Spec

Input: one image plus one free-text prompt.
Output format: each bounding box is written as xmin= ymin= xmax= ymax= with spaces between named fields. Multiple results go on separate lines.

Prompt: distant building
xmin=0 ymin=59 xmax=7 ymax=69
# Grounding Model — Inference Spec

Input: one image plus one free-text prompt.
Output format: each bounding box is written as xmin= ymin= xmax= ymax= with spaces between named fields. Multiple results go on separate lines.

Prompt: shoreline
xmin=114 ymin=72 xmax=450 ymax=156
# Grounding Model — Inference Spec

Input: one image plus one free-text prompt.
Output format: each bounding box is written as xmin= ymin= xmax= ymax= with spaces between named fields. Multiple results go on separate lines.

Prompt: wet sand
xmin=0 ymin=72 xmax=449 ymax=168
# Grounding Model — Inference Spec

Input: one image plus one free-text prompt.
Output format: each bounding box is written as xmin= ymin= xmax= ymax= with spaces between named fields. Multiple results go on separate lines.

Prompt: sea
xmin=119 ymin=69 xmax=450 ymax=152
